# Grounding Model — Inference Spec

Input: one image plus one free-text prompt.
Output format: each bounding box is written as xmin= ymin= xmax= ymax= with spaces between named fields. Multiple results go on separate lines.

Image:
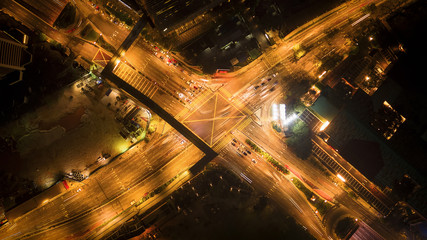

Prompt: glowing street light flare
xmin=319 ymin=121 xmax=330 ymax=131
xmin=282 ymin=113 xmax=298 ymax=125
xmin=279 ymin=104 xmax=286 ymax=126
xmin=272 ymin=104 xmax=279 ymax=121
xmin=337 ymin=174 xmax=346 ymax=182
xmin=318 ymin=71 xmax=327 ymax=79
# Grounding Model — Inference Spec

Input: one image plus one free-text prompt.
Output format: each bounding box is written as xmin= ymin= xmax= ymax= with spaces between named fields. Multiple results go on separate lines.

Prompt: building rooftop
xmin=310 ymin=95 xmax=339 ymax=122
xmin=341 ymin=139 xmax=384 ymax=181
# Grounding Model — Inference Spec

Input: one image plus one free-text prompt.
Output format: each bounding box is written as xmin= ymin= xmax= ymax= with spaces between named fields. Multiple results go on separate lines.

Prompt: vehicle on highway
xmin=251 ymin=159 xmax=257 ymax=164
xmin=232 ymin=138 xmax=237 ymax=143
xmin=246 ymin=150 xmax=251 ymax=154
xmin=231 ymin=142 xmax=236 ymax=146
xmin=0 ymin=218 xmax=8 ymax=227
xmin=254 ymin=85 xmax=260 ymax=90
xmin=243 ymin=152 xmax=247 ymax=156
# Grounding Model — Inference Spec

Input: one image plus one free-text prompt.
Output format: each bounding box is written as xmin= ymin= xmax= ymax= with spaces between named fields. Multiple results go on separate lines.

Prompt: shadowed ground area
xmin=129 ymin=164 xmax=315 ymax=240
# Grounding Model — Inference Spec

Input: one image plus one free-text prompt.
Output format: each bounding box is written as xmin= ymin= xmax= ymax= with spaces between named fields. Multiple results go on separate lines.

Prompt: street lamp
xmin=318 ymin=70 xmax=327 ymax=79
xmin=337 ymin=174 xmax=346 ymax=182
xmin=319 ymin=121 xmax=330 ymax=131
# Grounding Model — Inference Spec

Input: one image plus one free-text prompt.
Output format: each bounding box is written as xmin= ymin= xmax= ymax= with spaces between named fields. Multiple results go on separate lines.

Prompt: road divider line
xmin=240 ymin=173 xmax=252 ymax=184
xmin=288 ymin=197 xmax=303 ymax=213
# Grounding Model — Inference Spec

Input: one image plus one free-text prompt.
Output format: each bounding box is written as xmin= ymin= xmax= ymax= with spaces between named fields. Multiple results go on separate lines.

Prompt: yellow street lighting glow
xmin=115 ymin=59 xmax=121 ymax=64
xmin=116 ymin=141 xmax=128 ymax=153
xmin=365 ymin=76 xmax=370 ymax=81
xmin=319 ymin=121 xmax=330 ymax=131
xmin=318 ymin=71 xmax=327 ymax=79
xmin=337 ymin=174 xmax=346 ymax=182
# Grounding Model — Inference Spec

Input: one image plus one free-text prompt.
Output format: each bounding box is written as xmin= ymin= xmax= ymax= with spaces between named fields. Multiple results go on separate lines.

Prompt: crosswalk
xmin=236 ymin=117 xmax=252 ymax=131
xmin=212 ymin=134 xmax=233 ymax=152
xmin=113 ymin=62 xmax=158 ymax=99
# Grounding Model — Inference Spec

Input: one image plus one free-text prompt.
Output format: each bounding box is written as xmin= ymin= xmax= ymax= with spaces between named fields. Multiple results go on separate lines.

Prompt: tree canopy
xmin=286 ymin=119 xmax=312 ymax=159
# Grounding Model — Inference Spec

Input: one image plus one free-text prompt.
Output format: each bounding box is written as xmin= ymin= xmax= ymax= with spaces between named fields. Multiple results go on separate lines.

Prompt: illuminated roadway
xmin=0 ymin=0 xmax=402 ymax=239
xmin=0 ymin=131 xmax=203 ymax=239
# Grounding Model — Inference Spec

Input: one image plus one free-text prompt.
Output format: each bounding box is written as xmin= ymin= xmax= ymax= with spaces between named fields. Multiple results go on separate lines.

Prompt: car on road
xmin=243 ymin=152 xmax=247 ymax=156
xmin=231 ymin=142 xmax=236 ymax=146
xmin=254 ymin=85 xmax=260 ymax=90
xmin=251 ymin=159 xmax=257 ymax=164
xmin=246 ymin=150 xmax=251 ymax=154
xmin=0 ymin=218 xmax=8 ymax=227
xmin=232 ymin=138 xmax=237 ymax=143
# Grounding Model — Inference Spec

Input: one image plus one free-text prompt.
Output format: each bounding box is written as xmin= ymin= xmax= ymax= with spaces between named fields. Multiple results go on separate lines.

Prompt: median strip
xmin=291 ymin=178 xmax=332 ymax=216
xmin=245 ymin=139 xmax=289 ymax=175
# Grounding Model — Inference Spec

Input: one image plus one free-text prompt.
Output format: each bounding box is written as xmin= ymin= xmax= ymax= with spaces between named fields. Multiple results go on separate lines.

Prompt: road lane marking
xmin=288 ymin=197 xmax=303 ymax=213
xmin=63 ymin=194 xmax=77 ymax=202
xmin=240 ymin=173 xmax=252 ymax=184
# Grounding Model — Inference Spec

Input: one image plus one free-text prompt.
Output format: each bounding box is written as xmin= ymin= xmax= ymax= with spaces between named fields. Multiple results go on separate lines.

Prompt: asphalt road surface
xmin=0 ymin=0 xmax=401 ymax=238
